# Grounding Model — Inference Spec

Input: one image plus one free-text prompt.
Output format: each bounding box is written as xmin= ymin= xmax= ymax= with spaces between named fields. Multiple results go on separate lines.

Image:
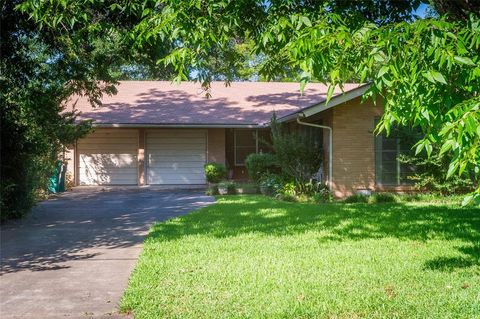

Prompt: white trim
xmin=277 ymin=84 xmax=371 ymax=123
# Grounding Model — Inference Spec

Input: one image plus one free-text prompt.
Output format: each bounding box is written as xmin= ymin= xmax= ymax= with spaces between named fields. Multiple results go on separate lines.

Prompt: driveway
xmin=0 ymin=188 xmax=214 ymax=318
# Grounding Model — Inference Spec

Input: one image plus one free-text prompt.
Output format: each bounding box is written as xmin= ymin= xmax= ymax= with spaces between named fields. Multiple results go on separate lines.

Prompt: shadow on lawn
xmin=149 ymin=196 xmax=480 ymax=272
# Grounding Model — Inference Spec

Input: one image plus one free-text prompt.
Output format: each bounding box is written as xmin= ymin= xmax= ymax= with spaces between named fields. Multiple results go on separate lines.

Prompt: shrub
xmin=344 ymin=194 xmax=369 ymax=203
xmin=270 ymin=114 xmax=323 ymax=193
xmin=259 ymin=174 xmax=284 ymax=196
xmin=245 ymin=153 xmax=280 ymax=182
xmin=369 ymin=192 xmax=397 ymax=203
xmin=204 ymin=163 xmax=227 ymax=183
xmin=313 ymin=187 xmax=334 ymax=203
xmin=206 ymin=184 xmax=219 ymax=196
xmin=398 ymin=148 xmax=476 ymax=195
xmin=276 ymin=182 xmax=298 ymax=202
xmin=225 ymin=182 xmax=237 ymax=195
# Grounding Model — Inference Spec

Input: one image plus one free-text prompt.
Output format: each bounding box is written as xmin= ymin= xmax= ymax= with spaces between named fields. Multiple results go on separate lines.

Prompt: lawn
xmin=121 ymin=196 xmax=480 ymax=319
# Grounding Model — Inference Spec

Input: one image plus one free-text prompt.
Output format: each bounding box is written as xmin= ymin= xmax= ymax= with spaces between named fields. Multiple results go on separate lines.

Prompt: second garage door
xmin=146 ymin=130 xmax=207 ymax=185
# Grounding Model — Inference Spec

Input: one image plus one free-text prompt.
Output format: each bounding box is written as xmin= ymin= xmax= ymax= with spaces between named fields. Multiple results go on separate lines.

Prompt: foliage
xmin=16 ymin=0 xmax=480 ymax=208
xmin=369 ymin=193 xmax=398 ymax=204
xmin=344 ymin=194 xmax=369 ymax=203
xmin=91 ymin=0 xmax=478 ymax=203
xmin=205 ymin=184 xmax=219 ymax=196
xmin=121 ymin=195 xmax=480 ymax=318
xmin=259 ymin=174 xmax=284 ymax=197
xmin=276 ymin=181 xmax=297 ymax=202
xmin=399 ymin=151 xmax=477 ymax=195
xmin=245 ymin=153 xmax=280 ymax=183
xmin=224 ymin=182 xmax=237 ymax=195
xmin=204 ymin=163 xmax=227 ymax=184
xmin=1 ymin=0 xmax=155 ymax=220
xmin=270 ymin=114 xmax=323 ymax=193
xmin=312 ymin=187 xmax=334 ymax=203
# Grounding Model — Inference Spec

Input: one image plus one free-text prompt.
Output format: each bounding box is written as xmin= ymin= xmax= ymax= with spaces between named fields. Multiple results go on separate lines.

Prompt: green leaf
xmin=461 ymin=195 xmax=474 ymax=206
xmin=301 ymin=16 xmax=312 ymax=27
xmin=326 ymin=85 xmax=335 ymax=103
xmin=446 ymin=161 xmax=458 ymax=178
xmin=377 ymin=66 xmax=388 ymax=78
xmin=430 ymin=71 xmax=447 ymax=84
xmin=454 ymin=56 xmax=475 ymax=66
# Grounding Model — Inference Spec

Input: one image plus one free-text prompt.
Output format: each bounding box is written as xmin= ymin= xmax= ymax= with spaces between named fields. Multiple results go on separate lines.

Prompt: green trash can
xmin=48 ymin=160 xmax=66 ymax=193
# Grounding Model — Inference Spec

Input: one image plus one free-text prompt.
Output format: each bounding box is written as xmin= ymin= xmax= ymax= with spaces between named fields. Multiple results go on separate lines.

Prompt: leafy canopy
xmin=16 ymin=0 xmax=480 ymax=204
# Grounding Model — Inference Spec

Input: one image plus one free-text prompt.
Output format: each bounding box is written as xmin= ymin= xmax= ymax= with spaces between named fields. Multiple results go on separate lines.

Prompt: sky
xmin=415 ymin=3 xmax=430 ymax=18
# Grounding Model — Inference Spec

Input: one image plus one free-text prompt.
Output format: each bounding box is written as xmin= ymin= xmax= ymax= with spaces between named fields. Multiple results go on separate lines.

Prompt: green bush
xmin=204 ymin=163 xmax=227 ymax=183
xmin=270 ymin=114 xmax=323 ymax=194
xmin=206 ymin=184 xmax=219 ymax=196
xmin=313 ymin=187 xmax=334 ymax=203
xmin=344 ymin=194 xmax=369 ymax=203
xmin=369 ymin=192 xmax=397 ymax=203
xmin=276 ymin=181 xmax=297 ymax=201
xmin=225 ymin=182 xmax=237 ymax=195
xmin=245 ymin=153 xmax=280 ymax=182
xmin=259 ymin=174 xmax=284 ymax=196
xmin=398 ymin=149 xmax=476 ymax=195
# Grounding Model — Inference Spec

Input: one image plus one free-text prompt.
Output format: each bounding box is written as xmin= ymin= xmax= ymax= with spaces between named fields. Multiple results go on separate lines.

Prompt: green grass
xmin=121 ymin=196 xmax=480 ymax=319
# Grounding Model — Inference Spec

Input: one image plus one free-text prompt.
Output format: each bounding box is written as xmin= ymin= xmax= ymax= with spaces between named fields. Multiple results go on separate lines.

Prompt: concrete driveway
xmin=0 ymin=188 xmax=214 ymax=318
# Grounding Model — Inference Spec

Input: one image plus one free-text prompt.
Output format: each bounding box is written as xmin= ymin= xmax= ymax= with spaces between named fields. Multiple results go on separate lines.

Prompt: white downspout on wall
xmin=296 ymin=113 xmax=333 ymax=191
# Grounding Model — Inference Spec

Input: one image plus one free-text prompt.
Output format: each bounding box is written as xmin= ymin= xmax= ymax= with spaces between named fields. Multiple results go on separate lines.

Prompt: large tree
xmin=4 ymin=0 xmax=479 ymax=218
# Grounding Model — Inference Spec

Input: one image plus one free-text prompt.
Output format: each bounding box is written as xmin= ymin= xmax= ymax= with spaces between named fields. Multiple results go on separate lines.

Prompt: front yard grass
xmin=121 ymin=195 xmax=480 ymax=319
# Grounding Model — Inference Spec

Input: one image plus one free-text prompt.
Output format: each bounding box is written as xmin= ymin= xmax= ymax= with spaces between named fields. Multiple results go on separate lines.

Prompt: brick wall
xmin=331 ymin=96 xmax=383 ymax=197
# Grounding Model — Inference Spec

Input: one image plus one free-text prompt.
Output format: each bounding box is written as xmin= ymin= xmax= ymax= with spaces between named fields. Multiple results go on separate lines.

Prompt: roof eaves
xmin=276 ymin=83 xmax=371 ymax=123
xmin=92 ymin=123 xmax=268 ymax=129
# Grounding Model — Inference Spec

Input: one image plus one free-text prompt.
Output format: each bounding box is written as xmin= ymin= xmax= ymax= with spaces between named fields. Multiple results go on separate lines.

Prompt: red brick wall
xmin=331 ymin=97 xmax=383 ymax=197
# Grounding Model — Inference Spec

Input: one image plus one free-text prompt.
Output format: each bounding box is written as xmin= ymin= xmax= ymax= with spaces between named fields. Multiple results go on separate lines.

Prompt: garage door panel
xmin=146 ymin=130 xmax=206 ymax=185
xmin=147 ymin=174 xmax=206 ymax=185
xmin=147 ymin=162 xmax=205 ymax=169
xmin=146 ymin=143 xmax=206 ymax=150
xmin=147 ymin=138 xmax=206 ymax=145
xmin=78 ymin=137 xmax=138 ymax=145
xmin=78 ymin=130 xmax=138 ymax=185
xmin=78 ymin=146 xmax=138 ymax=153
xmin=147 ymin=150 xmax=207 ymax=157
xmin=147 ymin=130 xmax=203 ymax=138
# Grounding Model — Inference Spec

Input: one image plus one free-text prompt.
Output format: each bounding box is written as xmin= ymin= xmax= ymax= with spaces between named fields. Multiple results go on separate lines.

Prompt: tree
xmin=1 ymin=0 xmax=139 ymax=219
xmin=122 ymin=0 xmax=479 ymax=203
xmin=13 ymin=0 xmax=480 ymax=205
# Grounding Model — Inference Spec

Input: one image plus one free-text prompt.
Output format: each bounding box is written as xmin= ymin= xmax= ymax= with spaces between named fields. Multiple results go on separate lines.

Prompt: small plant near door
xmin=204 ymin=163 xmax=227 ymax=184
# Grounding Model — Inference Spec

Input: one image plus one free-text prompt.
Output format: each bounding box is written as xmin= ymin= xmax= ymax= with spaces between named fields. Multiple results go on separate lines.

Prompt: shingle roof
xmin=67 ymin=81 xmax=363 ymax=126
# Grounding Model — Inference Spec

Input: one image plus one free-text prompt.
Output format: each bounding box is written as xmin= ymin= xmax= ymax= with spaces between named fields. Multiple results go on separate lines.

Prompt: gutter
xmin=296 ymin=113 xmax=333 ymax=191
xmin=92 ymin=123 xmax=268 ymax=129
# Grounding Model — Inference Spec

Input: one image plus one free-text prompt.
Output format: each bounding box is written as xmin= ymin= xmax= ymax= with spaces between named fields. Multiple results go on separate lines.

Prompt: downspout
xmin=296 ymin=113 xmax=333 ymax=191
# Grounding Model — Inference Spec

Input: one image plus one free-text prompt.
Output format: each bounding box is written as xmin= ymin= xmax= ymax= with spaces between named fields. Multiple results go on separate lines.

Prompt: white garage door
xmin=78 ymin=129 xmax=138 ymax=185
xmin=146 ymin=130 xmax=206 ymax=185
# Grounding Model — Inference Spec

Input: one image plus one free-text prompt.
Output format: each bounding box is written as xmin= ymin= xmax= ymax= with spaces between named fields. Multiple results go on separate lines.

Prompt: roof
xmin=67 ymin=81 xmax=364 ymax=127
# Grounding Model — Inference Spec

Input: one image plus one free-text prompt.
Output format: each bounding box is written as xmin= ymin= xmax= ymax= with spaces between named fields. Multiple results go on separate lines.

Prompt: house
xmin=65 ymin=81 xmax=413 ymax=197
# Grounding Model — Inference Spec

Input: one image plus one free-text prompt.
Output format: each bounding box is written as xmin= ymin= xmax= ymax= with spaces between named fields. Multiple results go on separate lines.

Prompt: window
xmin=374 ymin=121 xmax=416 ymax=186
xmin=234 ymin=129 xmax=257 ymax=165
xmin=233 ymin=129 xmax=273 ymax=165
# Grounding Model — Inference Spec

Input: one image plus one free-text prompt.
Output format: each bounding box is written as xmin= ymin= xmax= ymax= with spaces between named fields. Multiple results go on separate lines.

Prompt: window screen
xmin=235 ymin=129 xmax=257 ymax=165
xmin=374 ymin=121 xmax=416 ymax=186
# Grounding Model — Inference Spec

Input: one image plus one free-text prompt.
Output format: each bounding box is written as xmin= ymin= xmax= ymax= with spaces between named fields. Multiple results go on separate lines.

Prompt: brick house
xmin=65 ymin=81 xmax=413 ymax=197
